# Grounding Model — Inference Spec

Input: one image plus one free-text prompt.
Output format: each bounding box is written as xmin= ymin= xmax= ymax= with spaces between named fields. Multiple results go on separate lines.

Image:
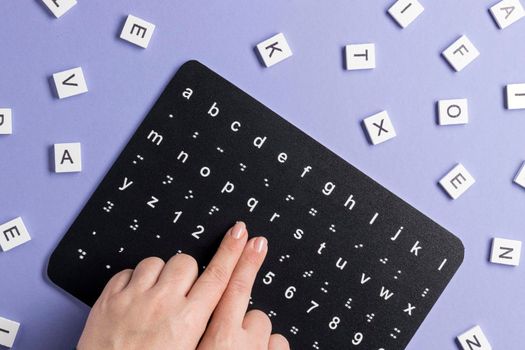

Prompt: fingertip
xmin=229 ymin=221 xmax=247 ymax=240
xmin=253 ymin=236 xmax=268 ymax=254
xmin=269 ymin=333 xmax=290 ymax=350
xmin=100 ymin=268 xmax=133 ymax=299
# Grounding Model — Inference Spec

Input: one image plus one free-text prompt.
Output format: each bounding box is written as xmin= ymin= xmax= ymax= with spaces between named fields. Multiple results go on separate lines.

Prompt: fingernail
xmin=254 ymin=237 xmax=267 ymax=253
xmin=230 ymin=221 xmax=246 ymax=239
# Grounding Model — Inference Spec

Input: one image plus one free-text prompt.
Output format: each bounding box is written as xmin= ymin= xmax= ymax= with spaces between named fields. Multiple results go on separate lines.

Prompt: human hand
xmin=76 ymin=222 xmax=289 ymax=350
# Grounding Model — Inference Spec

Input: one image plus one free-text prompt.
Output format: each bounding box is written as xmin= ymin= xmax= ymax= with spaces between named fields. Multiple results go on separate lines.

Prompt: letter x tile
xmin=363 ymin=111 xmax=397 ymax=145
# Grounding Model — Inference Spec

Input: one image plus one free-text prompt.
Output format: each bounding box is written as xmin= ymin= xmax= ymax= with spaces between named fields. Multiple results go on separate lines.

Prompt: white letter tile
xmin=120 ymin=15 xmax=156 ymax=49
xmin=0 ymin=316 xmax=20 ymax=348
xmin=0 ymin=217 xmax=31 ymax=252
xmin=506 ymin=83 xmax=525 ymax=110
xmin=490 ymin=237 xmax=522 ymax=266
xmin=41 ymin=0 xmax=77 ymax=18
xmin=54 ymin=142 xmax=82 ymax=173
xmin=0 ymin=108 xmax=13 ymax=135
xmin=490 ymin=0 xmax=525 ymax=29
xmin=457 ymin=325 xmax=492 ymax=350
xmin=514 ymin=161 xmax=525 ymax=188
xmin=438 ymin=99 xmax=469 ymax=125
xmin=256 ymin=33 xmax=293 ymax=67
xmin=388 ymin=0 xmax=425 ymax=28
xmin=363 ymin=111 xmax=397 ymax=145
xmin=439 ymin=163 xmax=475 ymax=199
xmin=442 ymin=35 xmax=480 ymax=72
xmin=52 ymin=67 xmax=88 ymax=99
xmin=345 ymin=43 xmax=376 ymax=70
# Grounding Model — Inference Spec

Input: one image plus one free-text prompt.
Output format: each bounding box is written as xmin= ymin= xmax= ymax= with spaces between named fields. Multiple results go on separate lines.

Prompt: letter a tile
xmin=54 ymin=142 xmax=82 ymax=173
xmin=490 ymin=0 xmax=525 ymax=29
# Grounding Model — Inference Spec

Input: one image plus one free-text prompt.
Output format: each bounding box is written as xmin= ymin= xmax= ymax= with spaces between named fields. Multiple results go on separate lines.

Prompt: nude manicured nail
xmin=254 ymin=237 xmax=267 ymax=253
xmin=230 ymin=221 xmax=246 ymax=239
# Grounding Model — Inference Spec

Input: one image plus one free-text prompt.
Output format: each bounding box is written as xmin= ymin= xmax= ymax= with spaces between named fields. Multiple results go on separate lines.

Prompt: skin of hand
xmin=76 ymin=222 xmax=290 ymax=350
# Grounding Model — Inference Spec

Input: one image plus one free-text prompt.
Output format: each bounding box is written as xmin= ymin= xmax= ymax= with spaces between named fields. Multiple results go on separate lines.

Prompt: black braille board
xmin=48 ymin=60 xmax=464 ymax=350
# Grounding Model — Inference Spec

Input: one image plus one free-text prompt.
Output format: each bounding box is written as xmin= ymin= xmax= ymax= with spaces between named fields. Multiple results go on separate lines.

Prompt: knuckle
xmin=247 ymin=309 xmax=271 ymax=328
xmin=174 ymin=303 xmax=208 ymax=333
xmin=227 ymin=277 xmax=252 ymax=296
xmin=174 ymin=253 xmax=198 ymax=270
xmin=241 ymin=250 xmax=262 ymax=267
xmin=218 ymin=237 xmax=241 ymax=255
xmin=106 ymin=293 xmax=130 ymax=312
xmin=120 ymin=268 xmax=134 ymax=276
xmin=204 ymin=264 xmax=230 ymax=286
xmin=272 ymin=334 xmax=290 ymax=349
xmin=109 ymin=268 xmax=133 ymax=284
xmin=206 ymin=323 xmax=235 ymax=348
xmin=137 ymin=256 xmax=165 ymax=270
xmin=102 ymin=269 xmax=133 ymax=296
xmin=214 ymin=333 xmax=235 ymax=348
xmin=178 ymin=304 xmax=199 ymax=326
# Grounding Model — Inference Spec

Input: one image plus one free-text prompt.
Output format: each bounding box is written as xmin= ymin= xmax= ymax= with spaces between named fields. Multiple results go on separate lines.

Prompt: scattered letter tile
xmin=439 ymin=163 xmax=475 ymax=199
xmin=54 ymin=142 xmax=82 ymax=173
xmin=442 ymin=35 xmax=480 ymax=72
xmin=0 ymin=217 xmax=31 ymax=252
xmin=363 ymin=111 xmax=397 ymax=145
xmin=457 ymin=325 xmax=492 ymax=350
xmin=490 ymin=0 xmax=525 ymax=29
xmin=506 ymin=83 xmax=525 ymax=109
xmin=256 ymin=33 xmax=293 ymax=67
xmin=41 ymin=0 xmax=77 ymax=18
xmin=52 ymin=67 xmax=88 ymax=99
xmin=438 ymin=98 xmax=469 ymax=125
xmin=0 ymin=108 xmax=12 ymax=135
xmin=490 ymin=237 xmax=522 ymax=266
xmin=120 ymin=15 xmax=156 ymax=49
xmin=345 ymin=43 xmax=376 ymax=70
xmin=0 ymin=316 xmax=20 ymax=348
xmin=388 ymin=0 xmax=425 ymax=28
xmin=514 ymin=161 xmax=525 ymax=188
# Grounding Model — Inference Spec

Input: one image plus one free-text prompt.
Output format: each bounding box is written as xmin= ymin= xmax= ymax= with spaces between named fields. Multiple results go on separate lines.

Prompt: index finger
xmin=187 ymin=221 xmax=248 ymax=314
xmin=211 ymin=236 xmax=268 ymax=327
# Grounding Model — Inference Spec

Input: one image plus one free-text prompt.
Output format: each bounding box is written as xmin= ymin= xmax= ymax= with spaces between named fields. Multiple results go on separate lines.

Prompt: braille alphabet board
xmin=48 ymin=60 xmax=464 ymax=350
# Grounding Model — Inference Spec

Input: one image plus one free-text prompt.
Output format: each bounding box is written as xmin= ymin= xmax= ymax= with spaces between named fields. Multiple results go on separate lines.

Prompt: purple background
xmin=1 ymin=0 xmax=524 ymax=349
